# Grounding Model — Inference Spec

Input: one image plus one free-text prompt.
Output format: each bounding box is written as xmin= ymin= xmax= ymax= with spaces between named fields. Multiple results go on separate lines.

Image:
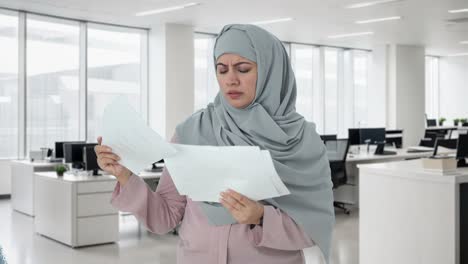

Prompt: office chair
xmin=433 ymin=138 xmax=458 ymax=156
xmin=320 ymin=134 xmax=337 ymax=143
xmin=325 ymin=139 xmax=352 ymax=215
xmin=419 ymin=131 xmax=445 ymax=147
xmin=463 ymin=123 xmax=468 ymax=127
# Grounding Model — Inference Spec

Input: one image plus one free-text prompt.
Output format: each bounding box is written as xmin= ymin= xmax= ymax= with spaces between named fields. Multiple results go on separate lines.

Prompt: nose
xmin=225 ymin=71 xmax=239 ymax=86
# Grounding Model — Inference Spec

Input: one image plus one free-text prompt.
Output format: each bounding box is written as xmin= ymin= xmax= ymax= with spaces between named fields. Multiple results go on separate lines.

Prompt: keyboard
xmin=375 ymin=150 xmax=397 ymax=156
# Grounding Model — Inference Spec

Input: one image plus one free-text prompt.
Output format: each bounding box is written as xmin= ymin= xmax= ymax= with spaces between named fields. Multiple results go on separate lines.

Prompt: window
xmin=26 ymin=15 xmax=80 ymax=151
xmin=194 ymin=34 xmax=218 ymax=111
xmin=324 ymin=48 xmax=339 ymax=134
xmin=290 ymin=44 xmax=372 ymax=137
xmin=425 ymin=56 xmax=439 ymax=119
xmin=291 ymin=44 xmax=315 ymax=122
xmin=0 ymin=12 xmax=18 ymax=158
xmin=87 ymin=24 xmax=147 ymax=142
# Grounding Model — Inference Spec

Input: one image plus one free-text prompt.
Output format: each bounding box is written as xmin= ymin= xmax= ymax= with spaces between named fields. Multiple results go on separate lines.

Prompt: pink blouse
xmin=110 ymin=138 xmax=314 ymax=264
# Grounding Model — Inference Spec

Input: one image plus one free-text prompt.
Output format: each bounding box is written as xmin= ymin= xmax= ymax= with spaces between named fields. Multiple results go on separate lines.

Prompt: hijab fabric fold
xmin=175 ymin=24 xmax=335 ymax=261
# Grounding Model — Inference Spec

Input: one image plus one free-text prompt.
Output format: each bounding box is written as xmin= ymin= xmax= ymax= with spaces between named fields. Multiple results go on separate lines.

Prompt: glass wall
xmin=0 ymin=8 xmax=148 ymax=159
xmin=194 ymin=34 xmax=218 ymax=111
xmin=26 ymin=15 xmax=80 ymax=151
xmin=0 ymin=11 xmax=18 ymax=158
xmin=87 ymin=24 xmax=146 ymax=142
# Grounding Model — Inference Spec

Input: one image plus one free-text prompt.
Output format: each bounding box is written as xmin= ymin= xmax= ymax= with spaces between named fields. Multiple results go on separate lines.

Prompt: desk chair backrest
xmin=320 ymin=134 xmax=337 ymax=143
xmin=420 ymin=131 xmax=445 ymax=147
xmin=433 ymin=138 xmax=458 ymax=156
xmin=325 ymin=139 xmax=350 ymax=188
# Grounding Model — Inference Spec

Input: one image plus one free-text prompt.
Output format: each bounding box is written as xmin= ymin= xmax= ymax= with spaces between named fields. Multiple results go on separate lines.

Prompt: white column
xmin=148 ymin=24 xmax=194 ymax=139
xmin=368 ymin=44 xmax=388 ymax=128
xmin=387 ymin=44 xmax=426 ymax=147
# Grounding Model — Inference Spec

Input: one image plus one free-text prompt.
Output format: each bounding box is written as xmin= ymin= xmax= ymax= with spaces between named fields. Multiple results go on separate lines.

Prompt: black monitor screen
xmin=64 ymin=143 xmax=97 ymax=165
xmin=84 ymin=145 xmax=99 ymax=174
xmin=55 ymin=141 xmax=85 ymax=158
xmin=348 ymin=129 xmax=361 ymax=145
xmin=457 ymin=134 xmax=468 ymax=159
xmin=360 ymin=128 xmax=386 ymax=144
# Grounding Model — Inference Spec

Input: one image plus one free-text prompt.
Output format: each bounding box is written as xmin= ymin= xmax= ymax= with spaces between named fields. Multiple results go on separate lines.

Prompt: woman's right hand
xmin=95 ymin=136 xmax=132 ymax=186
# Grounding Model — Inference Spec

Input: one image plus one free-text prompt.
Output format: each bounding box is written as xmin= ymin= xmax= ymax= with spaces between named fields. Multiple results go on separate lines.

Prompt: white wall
xmin=148 ymin=23 xmax=195 ymax=139
xmin=439 ymin=57 xmax=468 ymax=123
xmin=383 ymin=44 xmax=426 ymax=147
xmin=368 ymin=45 xmax=388 ymax=128
xmin=0 ymin=160 xmax=12 ymax=195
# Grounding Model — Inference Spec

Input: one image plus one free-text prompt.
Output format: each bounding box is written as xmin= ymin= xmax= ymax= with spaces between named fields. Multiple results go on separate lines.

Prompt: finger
xmin=97 ymin=136 xmax=102 ymax=145
xmin=220 ymin=192 xmax=243 ymax=210
xmin=99 ymin=157 xmax=119 ymax=166
xmin=95 ymin=145 xmax=112 ymax=155
xmin=226 ymin=189 xmax=250 ymax=207
xmin=98 ymin=153 xmax=120 ymax=161
xmin=220 ymin=197 xmax=238 ymax=212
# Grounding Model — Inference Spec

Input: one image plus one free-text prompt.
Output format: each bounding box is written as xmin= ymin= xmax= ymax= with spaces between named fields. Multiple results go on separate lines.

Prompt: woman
xmin=95 ymin=24 xmax=334 ymax=264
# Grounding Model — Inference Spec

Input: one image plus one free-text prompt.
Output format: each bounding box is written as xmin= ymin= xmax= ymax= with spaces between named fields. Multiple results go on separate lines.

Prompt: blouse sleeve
xmin=249 ymin=205 xmax=315 ymax=250
xmin=110 ymin=134 xmax=186 ymax=234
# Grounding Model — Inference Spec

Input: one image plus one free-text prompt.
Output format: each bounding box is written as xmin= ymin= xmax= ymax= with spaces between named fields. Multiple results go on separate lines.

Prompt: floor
xmin=0 ymin=199 xmax=358 ymax=264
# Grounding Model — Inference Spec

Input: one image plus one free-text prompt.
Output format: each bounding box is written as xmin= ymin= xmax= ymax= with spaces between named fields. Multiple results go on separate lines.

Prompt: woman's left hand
xmin=219 ymin=189 xmax=264 ymax=225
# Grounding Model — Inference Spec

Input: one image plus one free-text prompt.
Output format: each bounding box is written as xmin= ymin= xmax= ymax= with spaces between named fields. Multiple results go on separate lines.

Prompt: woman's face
xmin=216 ymin=53 xmax=257 ymax=109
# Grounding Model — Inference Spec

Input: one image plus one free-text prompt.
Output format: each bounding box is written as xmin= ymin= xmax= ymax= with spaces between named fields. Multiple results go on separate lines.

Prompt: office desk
xmin=337 ymin=147 xmax=454 ymax=207
xmin=35 ymin=172 xmax=119 ymax=247
xmin=11 ymin=160 xmax=58 ymax=216
xmin=358 ymin=159 xmax=468 ymax=264
xmin=34 ymin=171 xmax=162 ymax=247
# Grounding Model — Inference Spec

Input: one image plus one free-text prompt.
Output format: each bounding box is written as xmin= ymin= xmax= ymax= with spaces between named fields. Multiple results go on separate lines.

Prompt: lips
xmin=227 ymin=90 xmax=243 ymax=99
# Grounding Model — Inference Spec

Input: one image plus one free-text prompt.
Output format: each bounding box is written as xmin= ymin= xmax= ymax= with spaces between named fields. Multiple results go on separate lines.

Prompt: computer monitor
xmin=64 ymin=143 xmax=97 ymax=169
xmin=83 ymin=145 xmax=100 ymax=176
xmin=457 ymin=134 xmax=468 ymax=167
xmin=433 ymin=138 xmax=458 ymax=156
xmin=427 ymin=119 xmax=437 ymax=127
xmin=348 ymin=129 xmax=361 ymax=145
xmin=360 ymin=128 xmax=386 ymax=145
xmin=55 ymin=141 xmax=84 ymax=158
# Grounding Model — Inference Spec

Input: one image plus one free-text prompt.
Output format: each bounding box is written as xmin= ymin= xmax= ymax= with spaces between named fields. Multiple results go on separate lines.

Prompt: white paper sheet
xmin=100 ymin=96 xmax=177 ymax=174
xmin=165 ymin=144 xmax=290 ymax=202
xmin=101 ymin=96 xmax=290 ymax=202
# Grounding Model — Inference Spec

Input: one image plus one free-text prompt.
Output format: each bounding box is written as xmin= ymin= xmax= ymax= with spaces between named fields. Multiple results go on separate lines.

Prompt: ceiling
xmin=1 ymin=0 xmax=468 ymax=56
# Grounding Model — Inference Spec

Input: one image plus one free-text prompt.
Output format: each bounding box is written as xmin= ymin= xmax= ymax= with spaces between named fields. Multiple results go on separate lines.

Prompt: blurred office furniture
xmin=433 ymin=138 xmax=458 ymax=156
xmin=325 ymin=139 xmax=353 ymax=214
xmin=359 ymin=159 xmax=468 ymax=264
xmin=10 ymin=160 xmax=57 ymax=216
xmin=320 ymin=134 xmax=337 ymax=143
xmin=385 ymin=129 xmax=403 ymax=148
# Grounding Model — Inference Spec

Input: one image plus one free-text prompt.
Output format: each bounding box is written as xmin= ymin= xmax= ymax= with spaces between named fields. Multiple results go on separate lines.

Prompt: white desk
xmin=336 ymin=147 xmax=454 ymax=207
xmin=11 ymin=160 xmax=58 ymax=216
xmin=358 ymin=159 xmax=468 ymax=264
xmin=35 ymin=172 xmax=119 ymax=247
xmin=34 ymin=171 xmax=162 ymax=247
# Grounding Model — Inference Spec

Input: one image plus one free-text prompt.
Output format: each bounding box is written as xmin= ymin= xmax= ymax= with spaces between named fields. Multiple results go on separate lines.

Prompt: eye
xmin=217 ymin=66 xmax=228 ymax=74
xmin=238 ymin=67 xmax=251 ymax=73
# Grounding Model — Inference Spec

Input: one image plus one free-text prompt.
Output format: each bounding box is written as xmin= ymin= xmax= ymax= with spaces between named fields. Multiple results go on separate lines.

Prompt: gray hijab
xmin=175 ymin=24 xmax=335 ymax=261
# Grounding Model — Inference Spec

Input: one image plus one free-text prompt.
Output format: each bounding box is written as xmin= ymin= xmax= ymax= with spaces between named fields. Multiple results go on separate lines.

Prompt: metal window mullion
xmin=79 ymin=22 xmax=87 ymax=141
xmin=141 ymin=31 xmax=149 ymax=123
xmin=18 ymin=12 xmax=26 ymax=158
xmin=319 ymin=47 xmax=325 ymax=134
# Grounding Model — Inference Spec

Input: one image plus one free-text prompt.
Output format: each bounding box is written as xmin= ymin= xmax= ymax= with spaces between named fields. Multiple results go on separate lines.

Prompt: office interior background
xmin=1 ymin=0 xmax=468 ymax=263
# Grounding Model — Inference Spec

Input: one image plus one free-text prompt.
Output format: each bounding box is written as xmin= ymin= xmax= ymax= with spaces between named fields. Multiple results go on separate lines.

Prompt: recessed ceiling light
xmin=448 ymin=8 xmax=468 ymax=14
xmin=461 ymin=41 xmax=468 ymax=44
xmin=447 ymin=52 xmax=468 ymax=57
xmin=356 ymin=16 xmax=402 ymax=24
xmin=251 ymin=17 xmax=294 ymax=25
xmin=136 ymin=2 xmax=199 ymax=16
xmin=328 ymin=32 xmax=374 ymax=39
xmin=345 ymin=0 xmax=403 ymax=9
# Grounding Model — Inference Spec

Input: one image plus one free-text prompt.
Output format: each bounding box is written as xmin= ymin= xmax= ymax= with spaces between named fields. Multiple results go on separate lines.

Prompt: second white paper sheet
xmin=165 ymin=144 xmax=290 ymax=202
xmin=101 ymin=96 xmax=177 ymax=174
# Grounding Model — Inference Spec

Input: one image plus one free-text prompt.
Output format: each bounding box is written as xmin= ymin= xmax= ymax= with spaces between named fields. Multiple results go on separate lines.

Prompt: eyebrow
xmin=216 ymin=62 xmax=253 ymax=67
